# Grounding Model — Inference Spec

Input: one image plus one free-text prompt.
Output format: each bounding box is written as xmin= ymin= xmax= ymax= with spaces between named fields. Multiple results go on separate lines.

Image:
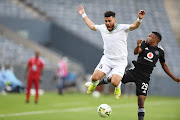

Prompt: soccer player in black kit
xmin=87 ymin=31 xmax=180 ymax=120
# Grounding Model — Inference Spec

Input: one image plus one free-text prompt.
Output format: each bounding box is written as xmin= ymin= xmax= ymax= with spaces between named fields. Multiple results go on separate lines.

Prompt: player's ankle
xmin=92 ymin=80 xmax=99 ymax=86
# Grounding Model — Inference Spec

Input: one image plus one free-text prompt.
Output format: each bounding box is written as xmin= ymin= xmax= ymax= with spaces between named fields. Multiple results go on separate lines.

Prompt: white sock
xmin=138 ymin=108 xmax=145 ymax=120
xmin=115 ymin=81 xmax=122 ymax=89
xmin=92 ymin=80 xmax=99 ymax=86
xmin=90 ymin=76 xmax=99 ymax=86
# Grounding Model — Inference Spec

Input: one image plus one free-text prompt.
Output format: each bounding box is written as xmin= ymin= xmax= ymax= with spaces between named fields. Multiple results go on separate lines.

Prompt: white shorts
xmin=95 ymin=55 xmax=127 ymax=78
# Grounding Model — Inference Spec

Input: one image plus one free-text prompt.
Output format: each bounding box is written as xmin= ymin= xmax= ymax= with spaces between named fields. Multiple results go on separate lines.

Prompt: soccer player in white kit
xmin=77 ymin=5 xmax=145 ymax=99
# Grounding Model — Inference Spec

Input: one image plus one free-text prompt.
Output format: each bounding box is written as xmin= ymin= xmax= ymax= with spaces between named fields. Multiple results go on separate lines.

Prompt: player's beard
xmin=111 ymin=24 xmax=115 ymax=31
xmin=107 ymin=24 xmax=115 ymax=32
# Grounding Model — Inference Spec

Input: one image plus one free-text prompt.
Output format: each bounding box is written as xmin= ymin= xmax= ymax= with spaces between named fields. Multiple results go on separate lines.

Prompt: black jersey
xmin=132 ymin=40 xmax=165 ymax=77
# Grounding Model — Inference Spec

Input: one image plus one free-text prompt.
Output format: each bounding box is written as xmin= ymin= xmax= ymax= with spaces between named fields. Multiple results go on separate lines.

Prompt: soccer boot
xmin=87 ymin=81 xmax=99 ymax=94
xmin=114 ymin=87 xmax=121 ymax=100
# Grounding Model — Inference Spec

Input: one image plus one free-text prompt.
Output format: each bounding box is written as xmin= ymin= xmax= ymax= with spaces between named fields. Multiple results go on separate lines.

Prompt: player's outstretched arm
xmin=129 ymin=10 xmax=145 ymax=31
xmin=134 ymin=40 xmax=142 ymax=55
xmin=77 ymin=5 xmax=96 ymax=31
xmin=161 ymin=62 xmax=180 ymax=83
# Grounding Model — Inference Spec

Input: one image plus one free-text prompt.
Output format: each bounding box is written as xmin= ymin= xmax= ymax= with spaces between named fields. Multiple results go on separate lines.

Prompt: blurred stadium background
xmin=0 ymin=0 xmax=179 ymax=95
xmin=0 ymin=0 xmax=180 ymax=119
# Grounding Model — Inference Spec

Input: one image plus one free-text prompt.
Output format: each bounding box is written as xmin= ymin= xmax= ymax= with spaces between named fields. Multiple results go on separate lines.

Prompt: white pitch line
xmin=0 ymin=110 xmax=60 ymax=117
xmin=0 ymin=107 xmax=94 ymax=117
xmin=0 ymin=99 xmax=179 ymax=117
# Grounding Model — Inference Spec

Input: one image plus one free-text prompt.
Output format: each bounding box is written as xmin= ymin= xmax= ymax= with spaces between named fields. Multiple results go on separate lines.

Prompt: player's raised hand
xmin=174 ymin=78 xmax=180 ymax=83
xmin=137 ymin=39 xmax=142 ymax=46
xmin=77 ymin=5 xmax=85 ymax=15
xmin=138 ymin=10 xmax=145 ymax=19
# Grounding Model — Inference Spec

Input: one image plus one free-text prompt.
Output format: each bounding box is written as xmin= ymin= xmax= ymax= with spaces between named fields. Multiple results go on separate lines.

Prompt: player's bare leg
xmin=87 ymin=70 xmax=105 ymax=94
xmin=138 ymin=95 xmax=146 ymax=120
xmin=85 ymin=76 xmax=111 ymax=88
xmin=111 ymin=74 xmax=122 ymax=100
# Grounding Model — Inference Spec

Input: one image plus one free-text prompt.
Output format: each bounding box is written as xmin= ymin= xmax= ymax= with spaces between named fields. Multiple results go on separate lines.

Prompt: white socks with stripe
xmin=138 ymin=108 xmax=145 ymax=120
xmin=115 ymin=81 xmax=122 ymax=89
xmin=90 ymin=76 xmax=99 ymax=86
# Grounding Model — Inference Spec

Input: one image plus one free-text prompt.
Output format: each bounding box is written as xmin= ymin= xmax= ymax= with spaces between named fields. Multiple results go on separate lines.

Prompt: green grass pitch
xmin=0 ymin=92 xmax=180 ymax=120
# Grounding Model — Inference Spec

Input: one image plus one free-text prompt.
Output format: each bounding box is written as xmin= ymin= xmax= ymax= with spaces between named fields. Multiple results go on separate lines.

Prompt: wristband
xmin=137 ymin=17 xmax=142 ymax=23
xmin=82 ymin=13 xmax=87 ymax=18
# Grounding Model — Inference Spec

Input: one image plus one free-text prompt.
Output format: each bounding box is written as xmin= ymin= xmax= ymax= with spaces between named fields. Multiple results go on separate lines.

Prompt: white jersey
xmin=95 ymin=24 xmax=130 ymax=59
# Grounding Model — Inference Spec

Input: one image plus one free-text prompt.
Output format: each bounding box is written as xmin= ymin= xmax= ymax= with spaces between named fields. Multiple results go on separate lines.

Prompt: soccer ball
xmin=92 ymin=91 xmax=100 ymax=98
xmin=85 ymin=81 xmax=91 ymax=87
xmin=97 ymin=104 xmax=112 ymax=118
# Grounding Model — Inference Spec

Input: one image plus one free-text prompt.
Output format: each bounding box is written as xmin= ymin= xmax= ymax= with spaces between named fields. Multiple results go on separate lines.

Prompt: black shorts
xmin=122 ymin=69 xmax=150 ymax=96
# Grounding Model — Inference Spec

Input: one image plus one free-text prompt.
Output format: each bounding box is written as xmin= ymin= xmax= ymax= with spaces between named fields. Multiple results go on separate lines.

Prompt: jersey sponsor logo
xmin=144 ymin=52 xmax=154 ymax=62
xmin=144 ymin=57 xmax=153 ymax=62
xmin=147 ymin=52 xmax=153 ymax=59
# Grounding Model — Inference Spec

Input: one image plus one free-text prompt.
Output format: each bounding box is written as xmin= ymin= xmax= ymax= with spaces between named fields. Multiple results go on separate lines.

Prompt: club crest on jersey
xmin=147 ymin=52 xmax=153 ymax=59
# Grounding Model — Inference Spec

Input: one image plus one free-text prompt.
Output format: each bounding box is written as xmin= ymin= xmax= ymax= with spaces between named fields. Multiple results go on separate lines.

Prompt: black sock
xmin=98 ymin=77 xmax=111 ymax=86
xmin=138 ymin=108 xmax=145 ymax=120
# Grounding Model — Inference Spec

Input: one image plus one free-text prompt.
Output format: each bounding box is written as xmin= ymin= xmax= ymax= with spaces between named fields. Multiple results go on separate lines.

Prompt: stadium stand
xmin=0 ymin=34 xmax=33 ymax=65
xmin=0 ymin=0 xmax=37 ymax=19
xmin=0 ymin=33 xmax=55 ymax=66
xmin=21 ymin=0 xmax=180 ymax=74
xmin=164 ymin=0 xmax=180 ymax=46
